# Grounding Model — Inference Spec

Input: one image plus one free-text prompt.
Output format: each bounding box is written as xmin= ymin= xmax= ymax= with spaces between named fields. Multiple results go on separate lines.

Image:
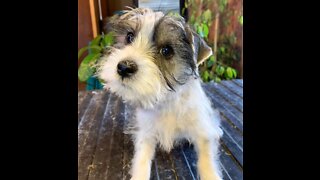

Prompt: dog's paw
xmin=129 ymin=173 xmax=150 ymax=180
xmin=199 ymin=174 xmax=222 ymax=180
xmin=199 ymin=172 xmax=223 ymax=180
xmin=198 ymin=165 xmax=222 ymax=180
xmin=130 ymin=177 xmax=147 ymax=180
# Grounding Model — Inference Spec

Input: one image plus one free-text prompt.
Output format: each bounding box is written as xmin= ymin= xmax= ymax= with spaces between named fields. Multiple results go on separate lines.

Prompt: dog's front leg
xmin=195 ymin=138 xmax=222 ymax=180
xmin=130 ymin=136 xmax=156 ymax=180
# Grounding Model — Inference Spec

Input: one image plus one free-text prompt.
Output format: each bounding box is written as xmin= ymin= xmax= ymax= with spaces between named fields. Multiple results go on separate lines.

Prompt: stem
xmin=211 ymin=11 xmax=220 ymax=72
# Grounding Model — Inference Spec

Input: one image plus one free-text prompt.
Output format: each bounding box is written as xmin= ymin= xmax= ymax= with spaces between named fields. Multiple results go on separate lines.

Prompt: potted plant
xmin=78 ymin=32 xmax=114 ymax=90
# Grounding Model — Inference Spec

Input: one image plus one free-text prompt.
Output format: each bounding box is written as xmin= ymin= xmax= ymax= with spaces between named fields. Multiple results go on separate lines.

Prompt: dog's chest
xmin=136 ymin=94 xmax=198 ymax=151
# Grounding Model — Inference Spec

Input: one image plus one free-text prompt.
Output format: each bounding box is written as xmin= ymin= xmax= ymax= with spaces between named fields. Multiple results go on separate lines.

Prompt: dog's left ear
xmin=185 ymin=25 xmax=213 ymax=66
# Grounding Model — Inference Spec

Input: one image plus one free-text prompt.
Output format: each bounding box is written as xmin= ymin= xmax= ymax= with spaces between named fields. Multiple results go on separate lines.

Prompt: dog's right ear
xmin=185 ymin=25 xmax=213 ymax=66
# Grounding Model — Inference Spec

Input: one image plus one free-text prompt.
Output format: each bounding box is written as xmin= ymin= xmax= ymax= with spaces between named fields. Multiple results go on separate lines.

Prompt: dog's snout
xmin=117 ymin=60 xmax=138 ymax=78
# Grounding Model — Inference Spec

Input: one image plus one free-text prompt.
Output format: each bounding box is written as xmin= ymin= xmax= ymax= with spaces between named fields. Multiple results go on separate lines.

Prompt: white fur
xmin=99 ymin=11 xmax=168 ymax=109
xmin=133 ymin=79 xmax=223 ymax=180
xmin=98 ymin=8 xmax=223 ymax=180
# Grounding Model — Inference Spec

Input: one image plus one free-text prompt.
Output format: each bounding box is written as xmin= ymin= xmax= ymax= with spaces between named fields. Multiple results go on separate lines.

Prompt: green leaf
xmin=90 ymin=35 xmax=102 ymax=46
xmin=239 ymin=15 xmax=243 ymax=25
xmin=220 ymin=47 xmax=225 ymax=53
xmin=78 ymin=46 xmax=89 ymax=59
xmin=168 ymin=12 xmax=180 ymax=18
xmin=197 ymin=24 xmax=201 ymax=32
xmin=203 ymin=70 xmax=209 ymax=82
xmin=214 ymin=77 xmax=221 ymax=83
xmin=87 ymin=45 xmax=102 ymax=55
xmin=78 ymin=53 xmax=101 ymax=82
xmin=207 ymin=60 xmax=214 ymax=68
xmin=78 ymin=45 xmax=102 ymax=59
xmin=203 ymin=9 xmax=212 ymax=22
xmin=219 ymin=66 xmax=225 ymax=75
xmin=219 ymin=5 xmax=224 ymax=12
xmin=207 ymin=56 xmax=215 ymax=68
xmin=221 ymin=0 xmax=228 ymax=7
xmin=232 ymin=69 xmax=237 ymax=78
xmin=89 ymin=46 xmax=102 ymax=54
xmin=203 ymin=24 xmax=209 ymax=38
xmin=194 ymin=22 xmax=199 ymax=29
xmin=190 ymin=14 xmax=195 ymax=24
xmin=215 ymin=66 xmax=219 ymax=74
xmin=78 ymin=65 xmax=94 ymax=82
xmin=226 ymin=67 xmax=233 ymax=78
xmin=182 ymin=7 xmax=185 ymax=15
xmin=102 ymin=32 xmax=114 ymax=47
xmin=215 ymin=66 xmax=225 ymax=76
xmin=209 ymin=71 xmax=214 ymax=80
xmin=219 ymin=0 xmax=228 ymax=12
xmin=197 ymin=25 xmax=204 ymax=38
xmin=224 ymin=72 xmax=229 ymax=79
xmin=210 ymin=55 xmax=215 ymax=62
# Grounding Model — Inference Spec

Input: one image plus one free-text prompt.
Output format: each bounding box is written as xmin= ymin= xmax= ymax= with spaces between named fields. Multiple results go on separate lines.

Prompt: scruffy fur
xmin=97 ymin=8 xmax=223 ymax=180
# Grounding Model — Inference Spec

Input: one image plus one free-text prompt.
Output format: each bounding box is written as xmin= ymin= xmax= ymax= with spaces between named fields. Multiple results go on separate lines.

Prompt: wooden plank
xmin=150 ymin=160 xmax=160 ymax=180
xmin=221 ymin=133 xmax=243 ymax=166
xmin=219 ymin=144 xmax=243 ymax=180
xmin=78 ymin=91 xmax=86 ymax=106
xmin=220 ymin=81 xmax=243 ymax=98
xmin=78 ymin=91 xmax=109 ymax=180
xmin=88 ymin=95 xmax=126 ymax=180
xmin=221 ymin=166 xmax=232 ymax=180
xmin=87 ymin=94 xmax=123 ymax=180
xmin=122 ymin=104 xmax=135 ymax=180
xmin=170 ymin=147 xmax=197 ymax=180
xmin=177 ymin=143 xmax=232 ymax=180
xmin=154 ymin=150 xmax=178 ymax=180
xmin=203 ymin=88 xmax=243 ymax=132
xmin=78 ymin=91 xmax=106 ymax=150
xmin=103 ymin=99 xmax=126 ymax=179
xmin=122 ymin=132 xmax=134 ymax=180
xmin=220 ymin=115 xmax=243 ymax=167
xmin=220 ymin=114 xmax=243 ymax=172
xmin=180 ymin=143 xmax=199 ymax=179
xmin=232 ymin=79 xmax=243 ymax=88
xmin=78 ymin=91 xmax=93 ymax=125
xmin=205 ymin=82 xmax=243 ymax=112
xmin=219 ymin=161 xmax=233 ymax=180
xmin=220 ymin=116 xmax=243 ymax=148
xmin=204 ymin=85 xmax=243 ymax=123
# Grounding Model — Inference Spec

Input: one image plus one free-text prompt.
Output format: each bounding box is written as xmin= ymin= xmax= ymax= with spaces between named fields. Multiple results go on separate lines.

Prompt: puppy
xmin=97 ymin=8 xmax=223 ymax=180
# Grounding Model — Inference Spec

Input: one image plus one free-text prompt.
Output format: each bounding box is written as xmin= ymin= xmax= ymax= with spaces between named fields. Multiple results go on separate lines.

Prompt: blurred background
xmin=78 ymin=0 xmax=243 ymax=90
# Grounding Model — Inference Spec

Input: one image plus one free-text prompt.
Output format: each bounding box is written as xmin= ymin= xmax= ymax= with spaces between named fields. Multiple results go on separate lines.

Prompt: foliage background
xmin=78 ymin=0 xmax=243 ymax=89
xmin=184 ymin=0 xmax=243 ymax=83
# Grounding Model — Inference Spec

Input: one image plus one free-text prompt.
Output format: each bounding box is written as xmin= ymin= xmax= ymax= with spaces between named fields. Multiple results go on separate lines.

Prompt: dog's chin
xmin=105 ymin=78 xmax=166 ymax=109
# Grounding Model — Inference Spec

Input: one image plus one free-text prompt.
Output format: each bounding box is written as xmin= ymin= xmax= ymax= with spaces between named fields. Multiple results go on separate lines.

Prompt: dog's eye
xmin=160 ymin=45 xmax=174 ymax=59
xmin=126 ymin=32 xmax=134 ymax=44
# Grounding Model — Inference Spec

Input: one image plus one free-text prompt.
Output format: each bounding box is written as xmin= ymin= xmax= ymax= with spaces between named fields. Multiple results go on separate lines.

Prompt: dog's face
xmin=98 ymin=8 xmax=212 ymax=108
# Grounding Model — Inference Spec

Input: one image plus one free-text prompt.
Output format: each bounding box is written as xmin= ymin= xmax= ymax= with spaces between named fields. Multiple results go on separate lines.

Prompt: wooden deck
xmin=78 ymin=79 xmax=243 ymax=180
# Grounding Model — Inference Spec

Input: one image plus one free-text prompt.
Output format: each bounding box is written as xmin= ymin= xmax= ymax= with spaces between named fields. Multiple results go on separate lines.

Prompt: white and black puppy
xmin=98 ymin=8 xmax=223 ymax=180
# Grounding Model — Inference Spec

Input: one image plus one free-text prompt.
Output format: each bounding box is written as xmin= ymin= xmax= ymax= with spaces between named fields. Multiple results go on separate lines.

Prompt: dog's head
xmin=97 ymin=8 xmax=212 ymax=108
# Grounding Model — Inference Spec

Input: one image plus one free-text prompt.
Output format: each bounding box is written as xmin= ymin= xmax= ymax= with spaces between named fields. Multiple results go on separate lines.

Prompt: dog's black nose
xmin=117 ymin=60 xmax=138 ymax=78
